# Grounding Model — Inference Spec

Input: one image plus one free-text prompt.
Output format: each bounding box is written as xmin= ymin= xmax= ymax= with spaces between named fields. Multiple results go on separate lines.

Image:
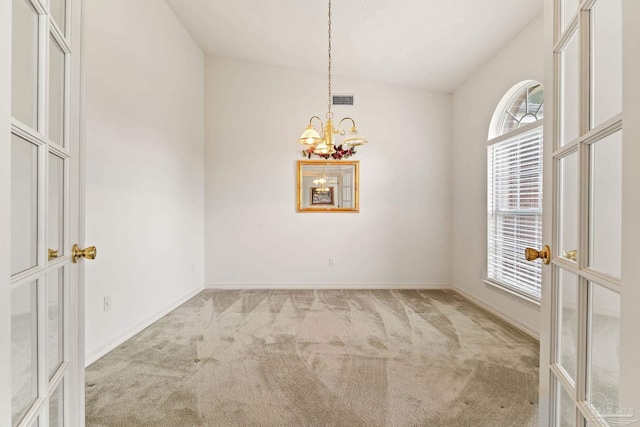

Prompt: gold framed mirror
xmin=297 ymin=160 xmax=359 ymax=213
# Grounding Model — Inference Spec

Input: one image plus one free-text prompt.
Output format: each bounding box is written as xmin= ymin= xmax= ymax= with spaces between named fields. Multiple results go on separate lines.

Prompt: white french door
xmin=5 ymin=0 xmax=84 ymax=426
xmin=539 ymin=0 xmax=640 ymax=426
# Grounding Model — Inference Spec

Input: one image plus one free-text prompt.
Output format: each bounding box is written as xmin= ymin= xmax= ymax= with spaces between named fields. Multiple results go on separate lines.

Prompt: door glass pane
xmin=50 ymin=380 xmax=64 ymax=427
xmin=592 ymin=0 xmax=622 ymax=126
xmin=11 ymin=134 xmax=39 ymax=276
xmin=560 ymin=30 xmax=580 ymax=146
xmin=557 ymin=269 xmax=578 ymax=381
xmin=12 ymin=0 xmax=39 ymax=128
xmin=49 ymin=153 xmax=64 ymax=258
xmin=589 ymin=131 xmax=621 ymax=277
xmin=11 ymin=281 xmax=38 ymax=427
xmin=50 ymin=0 xmax=66 ymax=34
xmin=562 ymin=0 xmax=579 ymax=33
xmin=559 ymin=151 xmax=578 ymax=262
xmin=557 ymin=380 xmax=575 ymax=426
xmin=47 ymin=267 xmax=64 ymax=376
xmin=49 ymin=36 xmax=65 ymax=146
xmin=588 ymin=282 xmax=620 ymax=407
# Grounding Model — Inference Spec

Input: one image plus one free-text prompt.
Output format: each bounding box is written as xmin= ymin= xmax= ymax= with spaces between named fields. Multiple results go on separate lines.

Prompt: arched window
xmin=487 ymin=81 xmax=544 ymax=301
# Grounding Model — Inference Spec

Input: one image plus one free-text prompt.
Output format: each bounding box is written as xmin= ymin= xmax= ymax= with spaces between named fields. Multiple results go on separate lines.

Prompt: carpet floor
xmin=85 ymin=289 xmax=539 ymax=426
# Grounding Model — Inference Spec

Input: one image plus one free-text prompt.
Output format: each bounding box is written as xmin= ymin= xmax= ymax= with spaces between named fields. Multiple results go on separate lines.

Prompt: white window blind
xmin=487 ymin=126 xmax=543 ymax=300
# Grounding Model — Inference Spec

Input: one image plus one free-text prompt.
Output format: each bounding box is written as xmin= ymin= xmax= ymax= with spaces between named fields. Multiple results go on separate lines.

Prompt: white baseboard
xmin=205 ymin=283 xmax=451 ymax=290
xmin=452 ymin=288 xmax=540 ymax=341
xmin=85 ymin=285 xmax=204 ymax=367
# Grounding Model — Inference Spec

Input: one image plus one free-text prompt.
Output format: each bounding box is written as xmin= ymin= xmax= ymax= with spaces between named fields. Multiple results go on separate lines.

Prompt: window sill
xmin=482 ymin=279 xmax=541 ymax=309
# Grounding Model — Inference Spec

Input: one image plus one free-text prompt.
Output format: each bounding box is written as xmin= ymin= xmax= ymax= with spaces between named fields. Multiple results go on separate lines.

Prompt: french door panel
xmin=547 ymin=0 xmax=623 ymax=425
xmin=10 ymin=0 xmax=77 ymax=426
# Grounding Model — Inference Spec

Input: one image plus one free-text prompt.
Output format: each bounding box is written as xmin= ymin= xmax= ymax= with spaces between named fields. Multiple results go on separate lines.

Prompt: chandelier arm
xmin=337 ymin=117 xmax=357 ymax=135
xmin=309 ymin=115 xmax=324 ymax=130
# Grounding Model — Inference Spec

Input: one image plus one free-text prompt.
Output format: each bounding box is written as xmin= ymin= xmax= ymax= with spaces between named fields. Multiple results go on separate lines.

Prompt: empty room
xmin=2 ymin=0 xmax=639 ymax=426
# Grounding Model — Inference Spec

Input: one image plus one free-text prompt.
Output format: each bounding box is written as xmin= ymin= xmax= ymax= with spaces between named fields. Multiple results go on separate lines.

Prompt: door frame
xmin=69 ymin=0 xmax=86 ymax=424
xmin=1 ymin=1 xmax=14 ymax=425
xmin=620 ymin=0 xmax=640 ymax=419
xmin=539 ymin=0 xmax=556 ymax=420
xmin=68 ymin=0 xmax=86 ymax=426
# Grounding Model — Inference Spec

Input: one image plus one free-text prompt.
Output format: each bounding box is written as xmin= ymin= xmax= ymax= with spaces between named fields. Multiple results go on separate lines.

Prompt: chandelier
xmin=297 ymin=0 xmax=368 ymax=156
xmin=312 ymin=167 xmax=337 ymax=193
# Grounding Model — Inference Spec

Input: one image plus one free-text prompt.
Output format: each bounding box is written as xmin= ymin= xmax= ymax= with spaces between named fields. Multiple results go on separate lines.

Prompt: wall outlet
xmin=104 ymin=296 xmax=112 ymax=312
xmin=329 ymin=257 xmax=335 ymax=267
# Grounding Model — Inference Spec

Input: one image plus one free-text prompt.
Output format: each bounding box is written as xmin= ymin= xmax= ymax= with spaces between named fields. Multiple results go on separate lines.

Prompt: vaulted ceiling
xmin=164 ymin=0 xmax=543 ymax=92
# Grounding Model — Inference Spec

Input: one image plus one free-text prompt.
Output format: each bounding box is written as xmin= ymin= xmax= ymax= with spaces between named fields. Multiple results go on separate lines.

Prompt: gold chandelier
xmin=312 ymin=166 xmax=337 ymax=193
xmin=314 ymin=175 xmax=330 ymax=193
xmin=297 ymin=0 xmax=368 ymax=156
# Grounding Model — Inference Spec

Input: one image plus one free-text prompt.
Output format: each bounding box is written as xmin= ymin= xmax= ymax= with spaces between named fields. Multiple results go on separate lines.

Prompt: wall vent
xmin=332 ymin=94 xmax=354 ymax=106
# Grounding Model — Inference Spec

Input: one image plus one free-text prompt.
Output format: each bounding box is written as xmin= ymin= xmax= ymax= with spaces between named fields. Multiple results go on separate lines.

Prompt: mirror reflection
xmin=297 ymin=160 xmax=359 ymax=212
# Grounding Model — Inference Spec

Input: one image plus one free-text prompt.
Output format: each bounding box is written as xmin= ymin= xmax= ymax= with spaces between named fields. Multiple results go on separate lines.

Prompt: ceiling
xmin=164 ymin=0 xmax=543 ymax=93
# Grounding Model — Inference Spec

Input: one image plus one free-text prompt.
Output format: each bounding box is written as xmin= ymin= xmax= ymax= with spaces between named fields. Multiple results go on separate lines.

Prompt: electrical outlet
xmin=329 ymin=257 xmax=335 ymax=267
xmin=104 ymin=296 xmax=111 ymax=312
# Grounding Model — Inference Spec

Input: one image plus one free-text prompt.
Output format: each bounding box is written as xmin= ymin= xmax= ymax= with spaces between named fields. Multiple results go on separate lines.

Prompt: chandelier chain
xmin=327 ymin=0 xmax=332 ymax=119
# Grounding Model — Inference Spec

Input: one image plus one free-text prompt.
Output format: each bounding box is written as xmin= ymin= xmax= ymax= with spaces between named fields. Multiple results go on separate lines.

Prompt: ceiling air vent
xmin=332 ymin=94 xmax=354 ymax=106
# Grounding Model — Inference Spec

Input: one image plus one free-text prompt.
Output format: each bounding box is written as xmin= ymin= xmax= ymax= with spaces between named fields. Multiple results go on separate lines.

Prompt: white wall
xmin=84 ymin=0 xmax=205 ymax=363
xmin=204 ymin=56 xmax=452 ymax=288
xmin=451 ymin=16 xmax=544 ymax=337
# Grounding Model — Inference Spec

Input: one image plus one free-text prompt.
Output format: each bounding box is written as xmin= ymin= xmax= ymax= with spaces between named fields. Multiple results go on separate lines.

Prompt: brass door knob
xmin=524 ymin=245 xmax=551 ymax=265
xmin=562 ymin=249 xmax=577 ymax=261
xmin=48 ymin=249 xmax=59 ymax=261
xmin=72 ymin=244 xmax=97 ymax=264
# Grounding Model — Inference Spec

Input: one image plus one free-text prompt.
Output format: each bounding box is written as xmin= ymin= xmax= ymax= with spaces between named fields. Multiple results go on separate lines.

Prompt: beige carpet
xmin=86 ymin=289 xmax=539 ymax=426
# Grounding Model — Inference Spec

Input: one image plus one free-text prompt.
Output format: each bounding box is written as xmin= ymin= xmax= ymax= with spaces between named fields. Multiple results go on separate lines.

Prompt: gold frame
xmin=296 ymin=160 xmax=359 ymax=213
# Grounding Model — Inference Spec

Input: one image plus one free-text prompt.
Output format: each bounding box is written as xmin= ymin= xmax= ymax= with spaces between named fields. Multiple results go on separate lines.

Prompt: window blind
xmin=487 ymin=126 xmax=543 ymax=300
